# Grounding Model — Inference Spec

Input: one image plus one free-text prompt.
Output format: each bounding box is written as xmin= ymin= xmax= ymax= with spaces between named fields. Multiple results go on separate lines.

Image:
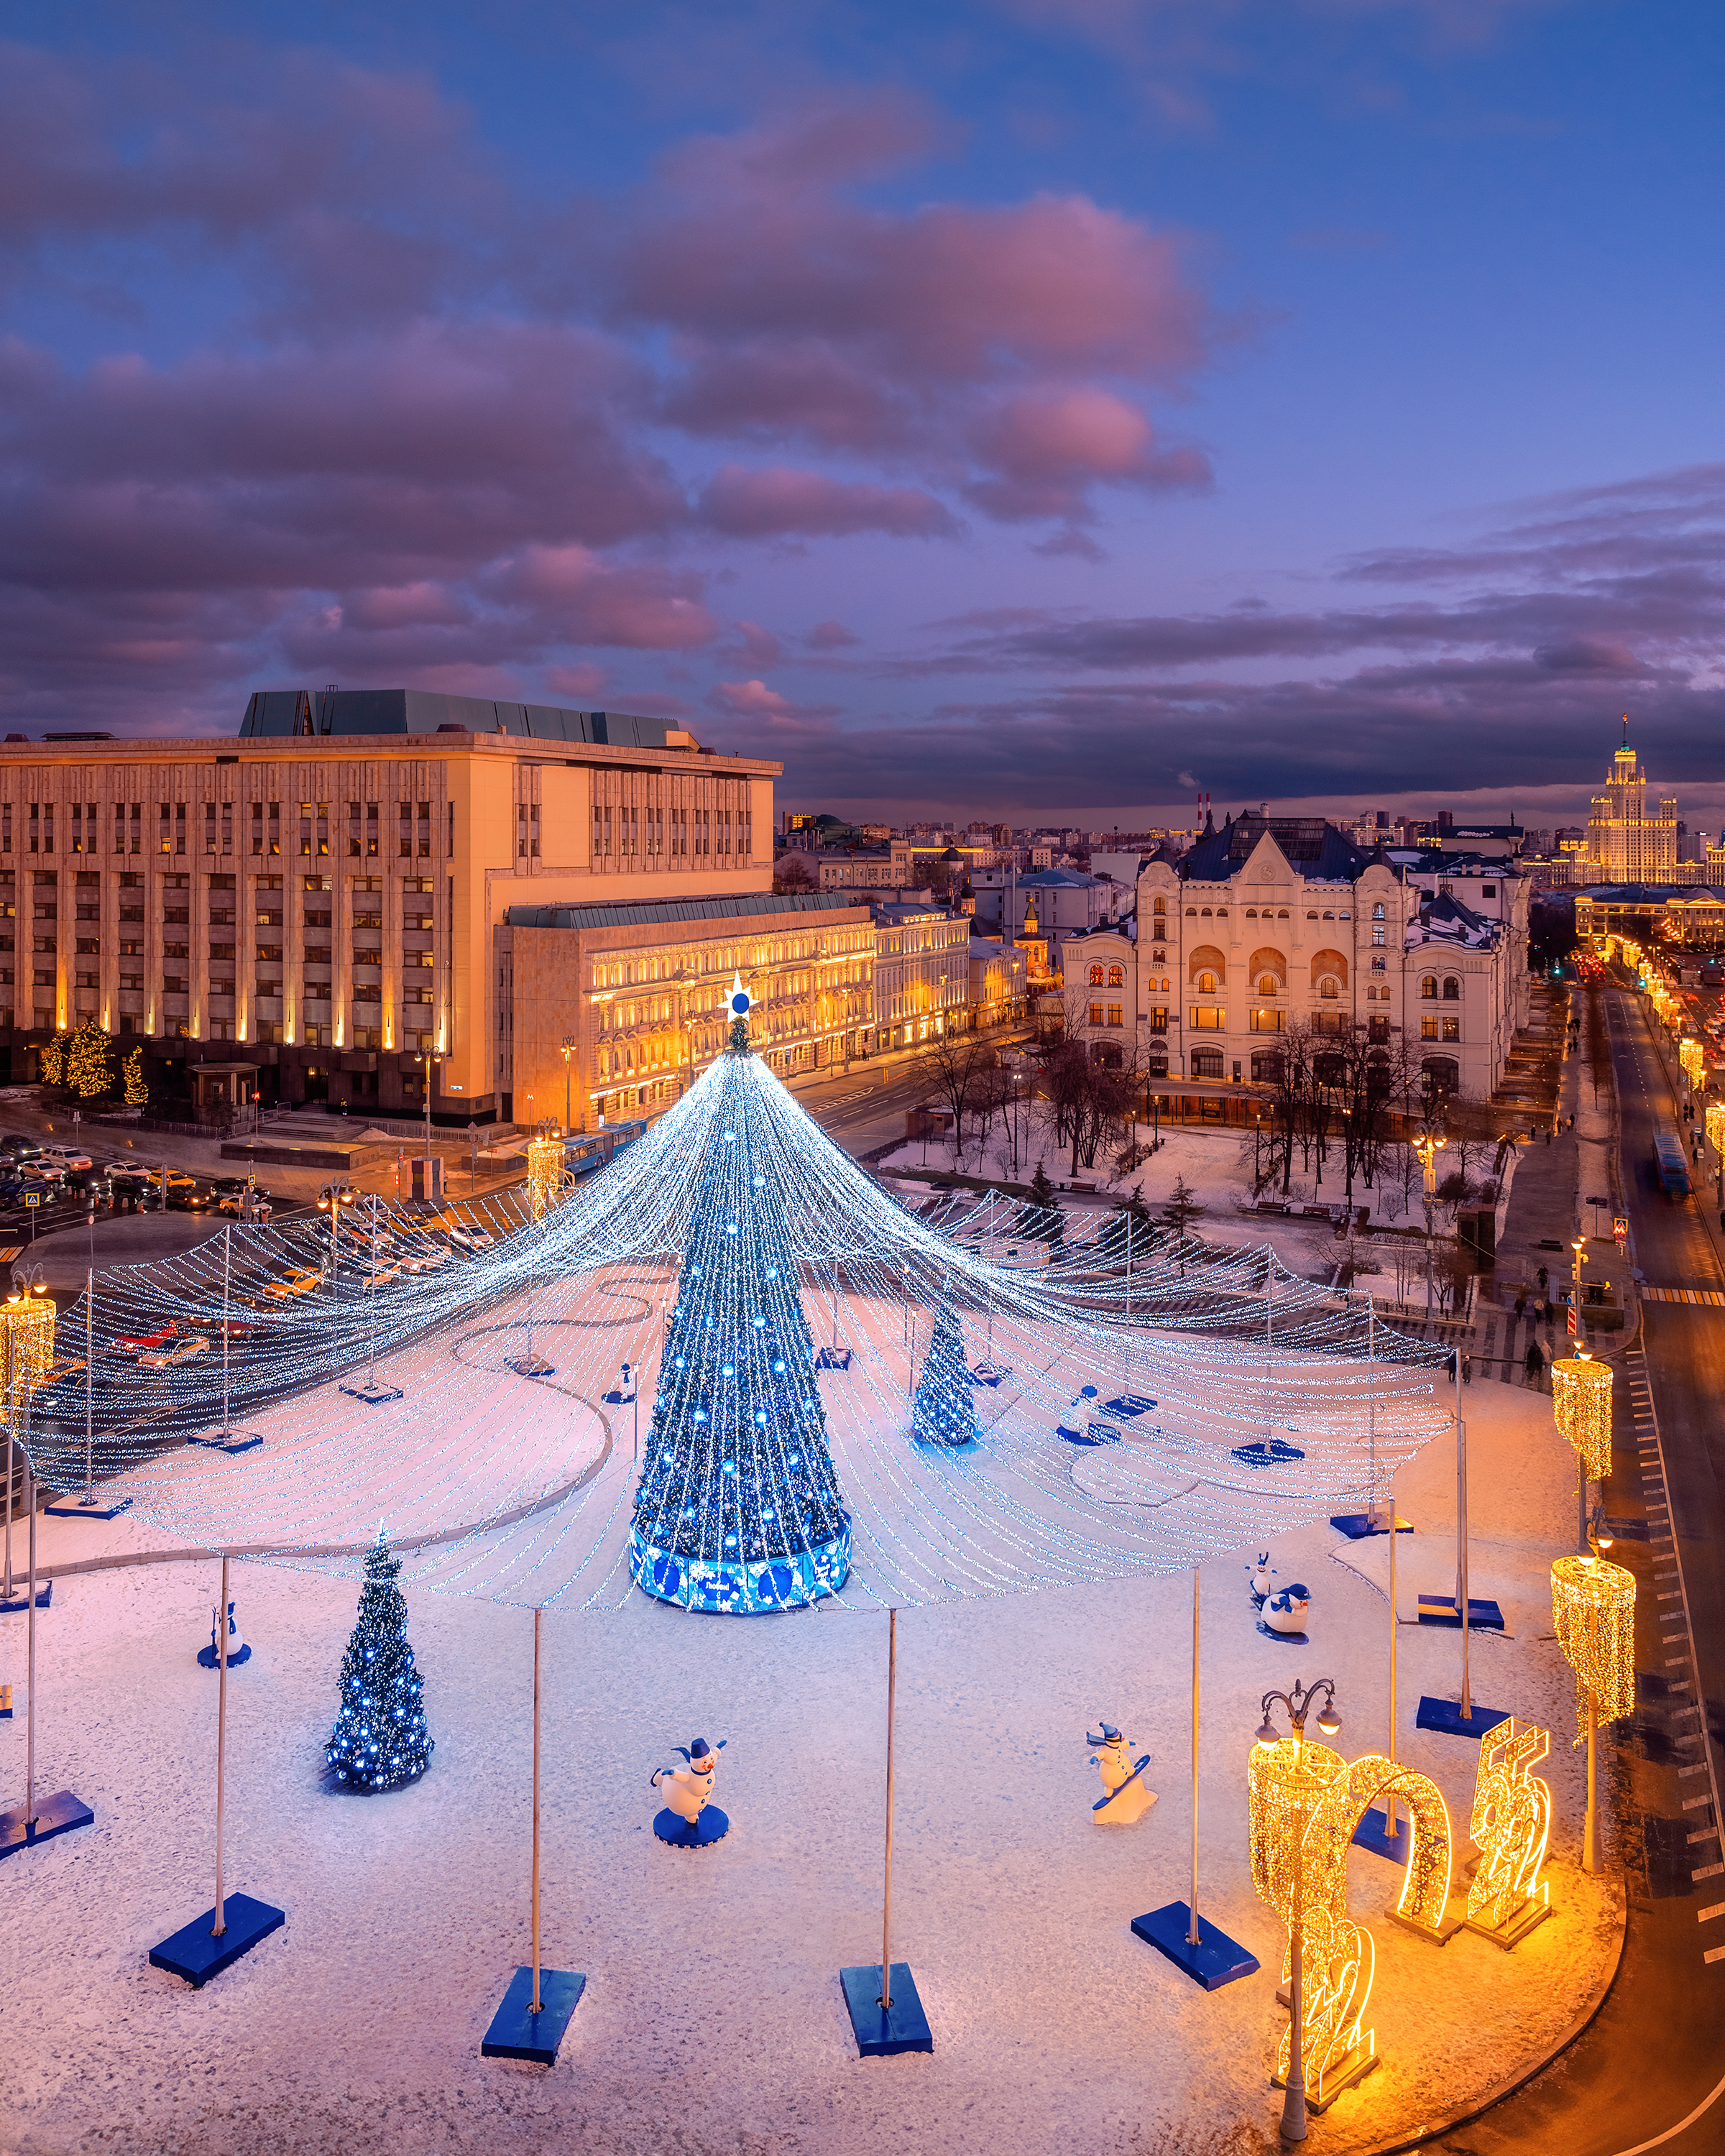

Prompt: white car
xmin=38 ymin=1146 xmax=93 ymax=1172
xmin=139 ymin=1336 xmax=211 ymax=1369
xmin=446 ymin=1223 xmax=496 ymax=1251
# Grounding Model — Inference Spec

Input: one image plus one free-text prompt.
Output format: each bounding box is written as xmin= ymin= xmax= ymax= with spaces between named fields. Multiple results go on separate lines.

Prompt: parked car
xmin=138 ymin=1336 xmax=211 ymax=1368
xmin=262 ymin=1269 xmax=323 ymax=1301
xmin=0 ymin=1135 xmax=42 ymax=1161
xmin=446 ymin=1223 xmax=497 ymax=1251
xmin=112 ymin=1321 xmax=179 ymax=1353
xmin=168 ymin=1183 xmax=212 ymax=1212
xmin=215 ymin=1184 xmax=272 ymax=1216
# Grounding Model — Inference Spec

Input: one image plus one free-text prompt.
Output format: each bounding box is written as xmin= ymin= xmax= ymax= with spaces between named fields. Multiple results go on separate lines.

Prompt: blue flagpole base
xmin=338 ymin=1381 xmax=403 ymax=1406
xmin=0 ymin=1788 xmax=94 ymax=1860
xmin=45 ymin=1494 xmax=134 ymax=1519
xmin=0 ymin=1579 xmax=51 ymax=1613
xmin=840 ymin=1963 xmax=933 ymax=2055
xmin=1131 ymin=1902 xmax=1261 ymax=1990
xmin=1329 ymin=1513 xmax=1411 ymax=1539
xmin=188 ymin=1430 xmax=265 ymax=1452
xmin=1416 ymin=1695 xmax=1512 ymax=1739
xmin=481 ymin=1966 xmax=586 ymax=2063
xmin=149 ymin=1893 xmax=283 ymax=1984
xmin=1416 ymin=1594 xmax=1505 ymax=1631
xmin=1352 ymin=1806 xmax=1412 ymax=1863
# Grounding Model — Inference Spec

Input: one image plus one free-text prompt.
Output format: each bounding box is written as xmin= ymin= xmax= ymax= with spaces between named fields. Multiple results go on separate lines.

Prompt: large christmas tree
xmin=911 ymin=1302 xmax=980 ymax=1447
xmin=629 ymin=992 xmax=850 ymax=1613
xmin=325 ymin=1531 xmax=434 ymax=1789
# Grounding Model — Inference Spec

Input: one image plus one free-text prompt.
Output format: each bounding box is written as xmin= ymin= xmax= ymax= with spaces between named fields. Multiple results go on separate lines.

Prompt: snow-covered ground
xmin=0 ymin=1363 xmax=1617 ymax=2156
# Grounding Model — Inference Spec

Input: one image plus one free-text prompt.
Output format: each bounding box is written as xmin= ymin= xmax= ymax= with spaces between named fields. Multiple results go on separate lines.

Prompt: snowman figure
xmin=196 ymin=1595 xmax=251 ymax=1669
xmin=1086 ymin=1722 xmax=1156 ymax=1824
xmin=1246 ymin=1552 xmax=1274 ymax=1609
xmin=650 ymin=1736 xmax=730 ymax=1846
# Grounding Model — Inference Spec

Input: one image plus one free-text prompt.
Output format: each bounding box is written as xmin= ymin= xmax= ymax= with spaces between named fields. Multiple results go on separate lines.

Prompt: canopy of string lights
xmin=19 ymin=1030 xmax=1452 ymax=1613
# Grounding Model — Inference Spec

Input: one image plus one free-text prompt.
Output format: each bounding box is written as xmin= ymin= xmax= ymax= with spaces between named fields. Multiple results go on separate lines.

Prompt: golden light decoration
xmin=1551 ymin=1553 xmax=1637 ymax=1742
xmin=1708 ymin=1100 xmax=1725 ymax=1159
xmin=526 ymin=1135 xmax=566 ymax=1220
xmin=1248 ymin=1738 xmax=1455 ymax=2101
xmin=1466 ymin=1719 xmax=1552 ymax=1941
xmin=1680 ymin=1038 xmax=1705 ymax=1087
xmin=1550 ymin=1353 xmax=1613 ymax=1480
xmin=0 ymin=1296 xmax=57 ymax=1429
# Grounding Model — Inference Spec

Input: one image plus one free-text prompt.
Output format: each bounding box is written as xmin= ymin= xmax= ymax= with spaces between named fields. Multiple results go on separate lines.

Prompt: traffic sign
xmin=1613 ymin=1216 xmax=1629 ymax=1241
xmin=24 ymin=1194 xmax=41 ymax=1209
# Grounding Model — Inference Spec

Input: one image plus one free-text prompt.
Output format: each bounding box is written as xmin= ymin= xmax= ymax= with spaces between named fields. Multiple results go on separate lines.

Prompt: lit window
xmin=1420 ymin=975 xmax=1438 ymax=999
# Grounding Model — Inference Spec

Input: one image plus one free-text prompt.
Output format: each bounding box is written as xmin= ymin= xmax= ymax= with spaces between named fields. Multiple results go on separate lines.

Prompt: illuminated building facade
xmin=1585 ymin=724 xmax=1677 ymax=883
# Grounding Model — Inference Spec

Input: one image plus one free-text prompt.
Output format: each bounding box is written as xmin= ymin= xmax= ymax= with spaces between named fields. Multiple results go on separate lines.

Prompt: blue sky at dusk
xmin=2 ymin=0 xmax=1720 ymax=826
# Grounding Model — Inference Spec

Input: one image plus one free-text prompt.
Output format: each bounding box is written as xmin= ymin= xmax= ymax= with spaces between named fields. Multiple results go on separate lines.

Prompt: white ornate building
xmin=1067 ymin=814 xmax=1530 ymax=1104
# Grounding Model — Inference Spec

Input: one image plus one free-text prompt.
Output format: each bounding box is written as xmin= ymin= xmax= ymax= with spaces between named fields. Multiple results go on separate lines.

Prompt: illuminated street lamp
xmin=1413 ymin=1131 xmax=1445 ymax=1322
xmin=560 ymin=1036 xmax=577 ymax=1134
xmin=316 ymin=1178 xmax=357 ymax=1296
xmin=1254 ymin=1678 xmax=1343 ymax=2146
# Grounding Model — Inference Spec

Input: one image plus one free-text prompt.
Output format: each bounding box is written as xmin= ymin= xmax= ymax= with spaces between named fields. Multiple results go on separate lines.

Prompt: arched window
xmin=1372 ymin=902 xmax=1386 ymax=921
xmin=1420 ymin=975 xmax=1438 ymax=1000
xmin=1089 ymin=964 xmax=1104 ymax=986
xmin=1186 ymin=906 xmax=1197 ymax=917
xmin=1246 ymin=908 xmax=1258 ymax=918
xmin=1154 ymin=895 xmax=1167 ymax=916
xmin=1310 ymin=947 xmax=1348 ymax=991
xmin=1190 ymin=1047 xmax=1225 ymax=1079
xmin=1443 ymin=975 xmax=1461 ymax=1000
xmin=1257 ymin=973 xmax=1281 ymax=997
xmin=1197 ymin=972 xmax=1218 ymax=994
xmin=1108 ymin=964 xmax=1124 ymax=987
xmin=1249 ymin=946 xmax=1287 ymax=987
xmin=1278 ymin=908 xmax=1289 ymax=918
xmin=1421 ymin=1056 xmax=1460 ymax=1097
xmin=1201 ymin=906 xmax=1213 ymax=917
xmin=1187 ymin=943 xmax=1226 ymax=986
xmin=1318 ymin=977 xmax=1340 ymax=1000
xmin=1251 ymin=1051 xmax=1284 ymax=1084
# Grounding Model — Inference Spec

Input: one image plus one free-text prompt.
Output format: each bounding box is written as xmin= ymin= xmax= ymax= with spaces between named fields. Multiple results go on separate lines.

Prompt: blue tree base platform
xmin=45 ymin=1493 xmax=134 ymax=1519
xmin=1417 ymin=1696 xmax=1511 ymax=1739
xmin=0 ymin=1788 xmax=94 ymax=1861
xmin=1416 ymin=1594 xmax=1505 ymax=1631
xmin=654 ymin=1805 xmax=729 ymax=1847
xmin=196 ymin=1642 xmax=252 ymax=1669
xmin=840 ymin=1963 xmax=933 ymax=2055
xmin=149 ymin=1893 xmax=283 ymax=1984
xmin=481 ymin=1966 xmax=586 ymax=2063
xmin=1352 ymin=1806 xmax=1412 ymax=1863
xmin=187 ymin=1431 xmax=265 ymax=1453
xmin=0 ymin=1578 xmax=50 ymax=1613
xmin=339 ymin=1381 xmax=403 ymax=1406
xmin=1130 ymin=1902 xmax=1260 ymax=1990
xmin=1330 ymin=1512 xmax=1411 ymax=1539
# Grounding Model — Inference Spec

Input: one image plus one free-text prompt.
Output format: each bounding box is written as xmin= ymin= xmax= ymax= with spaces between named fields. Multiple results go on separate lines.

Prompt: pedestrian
xmin=1514 ymin=1289 xmax=1527 ymax=1320
xmin=1524 ymin=1338 xmax=1545 ymax=1390
xmin=1546 ymin=1127 xmax=1552 ymax=1145
xmin=1462 ymin=1353 xmax=1473 ymax=1384
xmin=1537 ymin=1264 xmax=1549 ymax=1295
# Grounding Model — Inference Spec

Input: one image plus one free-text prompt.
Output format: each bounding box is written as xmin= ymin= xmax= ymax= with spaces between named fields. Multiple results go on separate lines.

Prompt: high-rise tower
xmin=1586 ymin=717 xmax=1676 ymax=883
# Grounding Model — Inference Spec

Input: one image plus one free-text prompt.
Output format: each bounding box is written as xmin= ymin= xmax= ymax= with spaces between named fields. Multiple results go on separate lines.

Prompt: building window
xmin=1108 ymin=964 xmax=1123 ymax=988
xmin=1371 ymin=926 xmax=1385 ymax=946
xmin=1442 ymin=975 xmax=1460 ymax=1000
xmin=1368 ymin=1016 xmax=1390 ymax=1043
xmin=1250 ymin=1008 xmax=1283 ymax=1032
xmin=1422 ymin=1015 xmax=1439 ymax=1039
xmin=1482 ymin=883 xmax=1496 ymax=898
xmin=1256 ymin=972 xmax=1279 ymax=997
xmin=1317 ymin=977 xmax=1339 ymax=1000
xmin=1089 ymin=964 xmax=1103 ymax=986
xmin=1190 ymin=1047 xmax=1224 ymax=1078
xmin=1149 ymin=1007 xmax=1168 ymax=1033
xmin=1443 ymin=1015 xmax=1460 ymax=1041
xmin=1420 ymin=975 xmax=1438 ymax=999
xmin=1189 ymin=1005 xmax=1225 ymax=1030
xmin=1088 ymin=1001 xmax=1104 ymax=1026
xmin=1106 ymin=1005 xmax=1123 ymax=1028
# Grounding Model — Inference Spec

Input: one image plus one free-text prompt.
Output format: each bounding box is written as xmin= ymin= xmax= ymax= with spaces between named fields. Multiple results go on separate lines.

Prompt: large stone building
xmin=0 ymin=688 xmax=776 ymax=1120
xmin=1066 ymin=813 xmax=1529 ymax=1104
xmin=1584 ymin=723 xmax=1677 ymax=882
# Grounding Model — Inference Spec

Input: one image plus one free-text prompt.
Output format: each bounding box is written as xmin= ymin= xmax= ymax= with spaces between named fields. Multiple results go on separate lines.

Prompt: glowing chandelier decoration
xmin=1549 ymin=1354 xmax=1614 ymax=1480
xmin=17 ymin=998 xmax=1453 ymax=1613
xmin=525 ymin=1137 xmax=565 ymax=1222
xmin=1707 ymin=1100 xmax=1725 ymax=1159
xmin=1 ymin=1295 xmax=56 ymax=1427
xmin=1680 ymin=1038 xmax=1705 ymax=1089
xmin=1551 ymin=1554 xmax=1636 ymax=1738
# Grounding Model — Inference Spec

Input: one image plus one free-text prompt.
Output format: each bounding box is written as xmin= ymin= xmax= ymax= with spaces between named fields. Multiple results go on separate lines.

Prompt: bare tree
xmin=924 ymin=1032 xmax=998 ymax=1164
xmin=772 ymin=852 xmax=816 ymax=894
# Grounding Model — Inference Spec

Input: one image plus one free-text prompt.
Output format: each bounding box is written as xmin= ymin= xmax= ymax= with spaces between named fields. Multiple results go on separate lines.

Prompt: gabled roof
xmin=1407 ymin=889 xmax=1498 ymax=951
xmin=1182 ymin=813 xmax=1370 ymax=885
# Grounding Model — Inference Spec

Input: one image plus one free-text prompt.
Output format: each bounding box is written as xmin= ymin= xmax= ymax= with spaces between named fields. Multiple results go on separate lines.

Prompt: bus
xmin=1652 ymin=1130 xmax=1692 ymax=1199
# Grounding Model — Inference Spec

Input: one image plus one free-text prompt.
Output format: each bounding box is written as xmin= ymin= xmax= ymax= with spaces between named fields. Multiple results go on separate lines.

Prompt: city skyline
xmin=2 ymin=3 xmax=1720 ymax=821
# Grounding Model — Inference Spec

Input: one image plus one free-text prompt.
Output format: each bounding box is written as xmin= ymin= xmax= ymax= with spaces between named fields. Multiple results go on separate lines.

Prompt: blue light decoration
xmin=627 ymin=989 xmax=852 ymax=1613
xmin=325 ymin=1530 xmax=434 ymax=1789
xmin=911 ymin=1302 xmax=980 ymax=1448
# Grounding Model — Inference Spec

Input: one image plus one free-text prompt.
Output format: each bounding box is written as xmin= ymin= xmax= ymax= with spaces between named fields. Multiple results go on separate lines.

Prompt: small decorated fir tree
xmin=39 ymin=1029 xmax=70 ymax=1088
xmin=122 ymin=1047 xmax=148 ymax=1107
xmin=67 ymin=1018 xmax=114 ymax=1100
xmin=911 ymin=1302 xmax=980 ymax=1447
xmin=326 ymin=1531 xmax=433 ymax=1792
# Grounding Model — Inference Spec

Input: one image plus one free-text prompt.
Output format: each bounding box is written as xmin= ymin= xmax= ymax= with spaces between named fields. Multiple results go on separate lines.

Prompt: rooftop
xmin=507 ymin=892 xmax=860 ymax=931
xmin=240 ymin=687 xmax=697 ymax=750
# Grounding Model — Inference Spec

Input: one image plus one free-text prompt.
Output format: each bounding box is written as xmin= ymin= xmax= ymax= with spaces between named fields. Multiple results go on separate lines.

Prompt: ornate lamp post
xmin=560 ymin=1037 xmax=577 ymax=1135
xmin=316 ymin=1178 xmax=356 ymax=1296
xmin=1254 ymin=1677 xmax=1343 ymax=2145
xmin=1413 ymin=1131 xmax=1445 ymax=1322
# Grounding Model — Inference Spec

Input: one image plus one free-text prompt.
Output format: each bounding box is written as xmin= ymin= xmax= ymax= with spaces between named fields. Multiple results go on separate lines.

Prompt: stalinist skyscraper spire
xmin=1586 ymin=717 xmax=1677 ymax=882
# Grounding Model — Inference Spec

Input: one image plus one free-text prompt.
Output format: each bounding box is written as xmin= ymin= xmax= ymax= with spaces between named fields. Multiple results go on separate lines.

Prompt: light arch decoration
xmin=1249 ymin=1737 xmax=1454 ymax=2105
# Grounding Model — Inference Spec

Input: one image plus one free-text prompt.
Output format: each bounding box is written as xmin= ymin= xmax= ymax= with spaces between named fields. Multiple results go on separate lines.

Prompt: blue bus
xmin=564 ymin=1119 xmax=648 ymax=1181
xmin=1652 ymin=1131 xmax=1692 ymax=1199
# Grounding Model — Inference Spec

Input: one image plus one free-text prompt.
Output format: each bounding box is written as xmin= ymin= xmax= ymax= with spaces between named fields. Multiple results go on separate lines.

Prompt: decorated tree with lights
xmin=325 ymin=1529 xmax=434 ymax=1790
xmin=122 ymin=1047 xmax=148 ymax=1107
xmin=630 ymin=981 xmax=851 ymax=1613
xmin=38 ymin=1029 xmax=70 ymax=1088
xmin=911 ymin=1300 xmax=980 ymax=1448
xmin=67 ymin=1019 xmax=115 ymax=1100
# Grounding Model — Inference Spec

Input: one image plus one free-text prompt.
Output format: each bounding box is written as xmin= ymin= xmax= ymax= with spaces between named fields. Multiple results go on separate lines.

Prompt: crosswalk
xmin=1641 ymin=1286 xmax=1725 ymax=1306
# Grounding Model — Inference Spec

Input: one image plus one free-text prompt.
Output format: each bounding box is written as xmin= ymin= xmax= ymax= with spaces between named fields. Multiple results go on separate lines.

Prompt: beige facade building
xmin=0 ymin=689 xmax=776 ymax=1120
xmin=870 ymin=901 xmax=972 ymax=1051
xmin=1585 ymin=726 xmax=1677 ymax=882
xmin=1067 ymin=814 xmax=1529 ymax=1105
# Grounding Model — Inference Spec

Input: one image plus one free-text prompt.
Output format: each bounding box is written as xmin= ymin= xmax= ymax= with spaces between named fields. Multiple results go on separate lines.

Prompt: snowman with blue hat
xmin=651 ymin=1736 xmax=730 ymax=1846
xmin=1085 ymin=1721 xmax=1156 ymax=1823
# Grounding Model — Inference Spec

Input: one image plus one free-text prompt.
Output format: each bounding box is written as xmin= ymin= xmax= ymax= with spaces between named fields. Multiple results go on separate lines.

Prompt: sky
xmin=1 ymin=0 xmax=1721 ymax=829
